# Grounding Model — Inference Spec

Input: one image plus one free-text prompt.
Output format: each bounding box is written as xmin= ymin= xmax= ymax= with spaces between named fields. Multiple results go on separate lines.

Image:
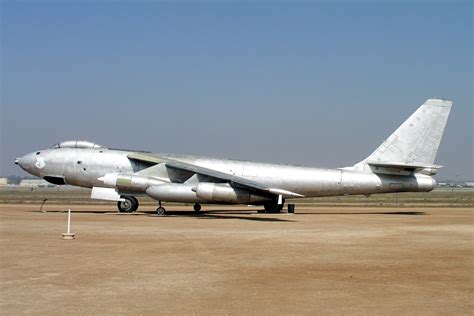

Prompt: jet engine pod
xmin=420 ymin=167 xmax=437 ymax=176
xmin=99 ymin=173 xmax=164 ymax=191
xmin=194 ymin=182 xmax=271 ymax=204
xmin=146 ymin=183 xmax=201 ymax=203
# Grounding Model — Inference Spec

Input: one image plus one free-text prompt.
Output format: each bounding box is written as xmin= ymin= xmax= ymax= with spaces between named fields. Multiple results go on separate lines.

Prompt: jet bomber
xmin=15 ymin=99 xmax=452 ymax=215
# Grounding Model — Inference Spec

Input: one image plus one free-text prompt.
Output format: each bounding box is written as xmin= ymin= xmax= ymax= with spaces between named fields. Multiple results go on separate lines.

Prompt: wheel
xmin=277 ymin=203 xmax=284 ymax=212
xmin=263 ymin=203 xmax=275 ymax=213
xmin=156 ymin=206 xmax=166 ymax=216
xmin=263 ymin=202 xmax=284 ymax=213
xmin=117 ymin=196 xmax=138 ymax=213
xmin=130 ymin=196 xmax=139 ymax=211
xmin=193 ymin=203 xmax=202 ymax=212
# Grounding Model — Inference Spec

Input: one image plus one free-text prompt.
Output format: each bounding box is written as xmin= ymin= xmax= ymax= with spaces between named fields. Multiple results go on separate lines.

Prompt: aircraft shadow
xmin=298 ymin=211 xmax=426 ymax=216
xmin=29 ymin=209 xmax=424 ymax=216
xmin=147 ymin=210 xmax=296 ymax=222
xmin=28 ymin=209 xmax=295 ymax=222
xmin=29 ymin=210 xmax=118 ymax=214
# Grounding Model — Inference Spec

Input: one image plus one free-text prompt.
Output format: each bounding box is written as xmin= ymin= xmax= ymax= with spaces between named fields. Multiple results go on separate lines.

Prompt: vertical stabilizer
xmin=363 ymin=99 xmax=452 ymax=165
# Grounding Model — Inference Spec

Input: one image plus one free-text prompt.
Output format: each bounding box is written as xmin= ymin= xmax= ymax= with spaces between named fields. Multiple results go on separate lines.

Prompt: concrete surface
xmin=0 ymin=204 xmax=472 ymax=315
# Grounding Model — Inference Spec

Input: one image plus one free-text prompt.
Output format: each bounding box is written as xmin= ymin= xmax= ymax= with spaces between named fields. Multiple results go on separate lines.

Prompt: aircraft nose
xmin=16 ymin=153 xmax=36 ymax=172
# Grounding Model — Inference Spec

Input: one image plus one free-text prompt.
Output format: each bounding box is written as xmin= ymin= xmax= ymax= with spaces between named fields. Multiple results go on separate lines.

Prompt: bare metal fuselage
xmin=18 ymin=147 xmax=436 ymax=204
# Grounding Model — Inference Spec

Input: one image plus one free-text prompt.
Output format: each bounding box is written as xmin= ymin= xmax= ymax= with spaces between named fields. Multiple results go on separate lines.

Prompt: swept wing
xmin=128 ymin=152 xmax=304 ymax=198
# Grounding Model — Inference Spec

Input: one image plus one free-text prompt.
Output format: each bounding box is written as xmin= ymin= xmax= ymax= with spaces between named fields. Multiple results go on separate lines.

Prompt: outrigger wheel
xmin=156 ymin=207 xmax=166 ymax=216
xmin=117 ymin=196 xmax=139 ymax=213
xmin=156 ymin=201 xmax=166 ymax=216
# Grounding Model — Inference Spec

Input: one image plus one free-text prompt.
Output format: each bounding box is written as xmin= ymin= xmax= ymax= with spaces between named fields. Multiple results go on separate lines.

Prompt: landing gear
xmin=156 ymin=207 xmax=166 ymax=216
xmin=156 ymin=201 xmax=166 ymax=216
xmin=263 ymin=201 xmax=284 ymax=213
xmin=193 ymin=203 xmax=202 ymax=213
xmin=117 ymin=196 xmax=139 ymax=213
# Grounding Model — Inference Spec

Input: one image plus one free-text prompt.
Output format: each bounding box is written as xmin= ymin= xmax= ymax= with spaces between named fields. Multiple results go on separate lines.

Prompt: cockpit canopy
xmin=52 ymin=140 xmax=105 ymax=149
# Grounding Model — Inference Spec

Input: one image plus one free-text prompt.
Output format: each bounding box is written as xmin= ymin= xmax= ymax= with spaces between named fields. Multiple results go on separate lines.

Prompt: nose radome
xmin=16 ymin=152 xmax=36 ymax=172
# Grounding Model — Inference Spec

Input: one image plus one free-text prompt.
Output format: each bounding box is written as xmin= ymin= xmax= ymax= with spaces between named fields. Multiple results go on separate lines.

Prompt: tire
xmin=117 ymin=196 xmax=138 ymax=213
xmin=130 ymin=196 xmax=139 ymax=211
xmin=264 ymin=202 xmax=284 ymax=213
xmin=193 ymin=203 xmax=202 ymax=212
xmin=156 ymin=207 xmax=166 ymax=216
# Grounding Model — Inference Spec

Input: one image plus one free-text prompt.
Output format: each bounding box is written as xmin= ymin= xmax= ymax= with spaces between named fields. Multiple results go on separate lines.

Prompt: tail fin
xmin=363 ymin=98 xmax=453 ymax=165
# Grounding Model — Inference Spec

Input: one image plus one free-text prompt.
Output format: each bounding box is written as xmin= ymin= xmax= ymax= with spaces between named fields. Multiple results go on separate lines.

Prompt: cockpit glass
xmin=52 ymin=141 xmax=105 ymax=149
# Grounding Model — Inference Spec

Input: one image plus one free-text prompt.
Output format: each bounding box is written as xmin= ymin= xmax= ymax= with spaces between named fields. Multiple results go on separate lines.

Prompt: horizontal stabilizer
xmin=365 ymin=161 xmax=442 ymax=175
xmin=366 ymin=161 xmax=442 ymax=170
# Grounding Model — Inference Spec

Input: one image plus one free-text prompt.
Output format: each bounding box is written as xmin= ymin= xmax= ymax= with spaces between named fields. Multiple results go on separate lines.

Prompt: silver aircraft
xmin=15 ymin=99 xmax=452 ymax=215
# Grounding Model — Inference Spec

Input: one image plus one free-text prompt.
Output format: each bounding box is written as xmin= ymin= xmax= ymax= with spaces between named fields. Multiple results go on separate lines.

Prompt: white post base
xmin=62 ymin=233 xmax=75 ymax=240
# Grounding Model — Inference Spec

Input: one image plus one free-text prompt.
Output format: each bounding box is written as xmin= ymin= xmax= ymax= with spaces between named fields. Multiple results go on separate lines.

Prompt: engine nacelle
xmin=146 ymin=183 xmax=200 ymax=203
xmin=98 ymin=173 xmax=164 ymax=192
xmin=194 ymin=182 xmax=271 ymax=204
xmin=419 ymin=167 xmax=438 ymax=176
xmin=415 ymin=174 xmax=437 ymax=192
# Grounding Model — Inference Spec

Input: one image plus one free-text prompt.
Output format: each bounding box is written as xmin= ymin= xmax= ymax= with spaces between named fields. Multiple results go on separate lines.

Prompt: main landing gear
xmin=263 ymin=203 xmax=284 ymax=213
xmin=117 ymin=196 xmax=139 ymax=213
xmin=263 ymin=197 xmax=285 ymax=213
xmin=261 ymin=198 xmax=295 ymax=214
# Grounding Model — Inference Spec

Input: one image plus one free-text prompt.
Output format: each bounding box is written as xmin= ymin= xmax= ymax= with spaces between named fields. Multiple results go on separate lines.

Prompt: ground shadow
xmin=147 ymin=210 xmax=296 ymax=222
xmin=29 ymin=209 xmax=119 ymax=214
xmin=28 ymin=209 xmax=296 ymax=222
xmin=28 ymin=208 xmax=424 ymax=217
xmin=298 ymin=211 xmax=426 ymax=216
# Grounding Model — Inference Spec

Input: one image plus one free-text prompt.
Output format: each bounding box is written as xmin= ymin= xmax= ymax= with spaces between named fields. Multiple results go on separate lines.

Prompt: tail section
xmin=350 ymin=99 xmax=452 ymax=174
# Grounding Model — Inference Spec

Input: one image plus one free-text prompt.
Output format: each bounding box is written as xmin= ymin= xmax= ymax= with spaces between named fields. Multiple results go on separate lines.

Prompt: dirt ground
xmin=0 ymin=204 xmax=472 ymax=315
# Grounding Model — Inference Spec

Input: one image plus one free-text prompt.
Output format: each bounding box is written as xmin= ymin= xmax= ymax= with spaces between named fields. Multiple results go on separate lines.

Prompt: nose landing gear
xmin=117 ymin=196 xmax=139 ymax=213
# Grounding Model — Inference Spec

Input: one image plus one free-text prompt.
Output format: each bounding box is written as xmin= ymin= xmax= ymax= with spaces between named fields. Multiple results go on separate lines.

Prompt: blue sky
xmin=1 ymin=1 xmax=472 ymax=180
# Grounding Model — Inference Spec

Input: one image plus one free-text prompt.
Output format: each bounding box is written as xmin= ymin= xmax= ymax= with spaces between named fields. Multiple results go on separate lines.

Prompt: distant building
xmin=0 ymin=178 xmax=8 ymax=186
xmin=19 ymin=179 xmax=55 ymax=188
